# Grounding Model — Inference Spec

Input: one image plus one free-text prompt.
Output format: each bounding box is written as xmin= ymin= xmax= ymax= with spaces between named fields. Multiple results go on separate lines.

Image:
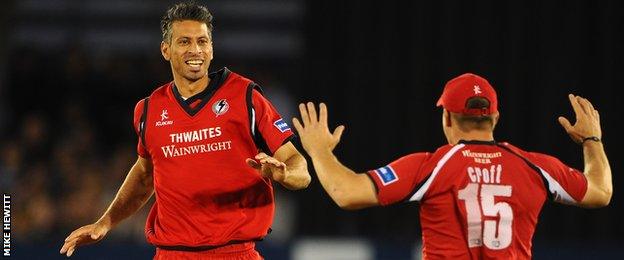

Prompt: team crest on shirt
xmin=273 ymin=118 xmax=290 ymax=133
xmin=374 ymin=166 xmax=398 ymax=186
xmin=212 ymin=99 xmax=229 ymax=117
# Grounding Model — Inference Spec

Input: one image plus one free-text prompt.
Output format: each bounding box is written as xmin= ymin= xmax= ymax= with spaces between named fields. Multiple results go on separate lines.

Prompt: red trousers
xmin=153 ymin=242 xmax=262 ymax=260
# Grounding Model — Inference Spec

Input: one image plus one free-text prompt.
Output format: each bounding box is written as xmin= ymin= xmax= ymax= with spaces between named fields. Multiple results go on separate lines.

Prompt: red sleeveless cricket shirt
xmin=132 ymin=68 xmax=294 ymax=247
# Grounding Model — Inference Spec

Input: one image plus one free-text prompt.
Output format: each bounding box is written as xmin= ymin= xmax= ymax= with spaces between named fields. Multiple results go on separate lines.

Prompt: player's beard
xmin=182 ymin=68 xmax=207 ymax=82
xmin=176 ymin=60 xmax=209 ymax=82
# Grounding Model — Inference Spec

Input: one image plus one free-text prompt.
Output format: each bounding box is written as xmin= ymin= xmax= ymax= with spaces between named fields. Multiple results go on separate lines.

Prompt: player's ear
xmin=443 ymin=109 xmax=452 ymax=127
xmin=491 ymin=112 xmax=500 ymax=130
xmin=161 ymin=41 xmax=171 ymax=61
xmin=208 ymin=37 xmax=214 ymax=61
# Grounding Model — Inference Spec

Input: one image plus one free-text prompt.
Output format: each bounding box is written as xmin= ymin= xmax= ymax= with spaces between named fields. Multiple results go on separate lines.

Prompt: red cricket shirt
xmin=132 ymin=68 xmax=294 ymax=247
xmin=367 ymin=140 xmax=587 ymax=259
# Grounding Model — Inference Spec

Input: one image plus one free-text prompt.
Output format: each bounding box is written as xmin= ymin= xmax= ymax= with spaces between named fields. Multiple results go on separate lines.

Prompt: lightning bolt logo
xmin=212 ymin=99 xmax=229 ymax=117
xmin=216 ymin=100 xmax=226 ymax=111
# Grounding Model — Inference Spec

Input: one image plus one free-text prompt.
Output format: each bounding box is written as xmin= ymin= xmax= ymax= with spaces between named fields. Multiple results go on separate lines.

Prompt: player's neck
xmin=173 ymin=74 xmax=210 ymax=99
xmin=452 ymin=131 xmax=495 ymax=144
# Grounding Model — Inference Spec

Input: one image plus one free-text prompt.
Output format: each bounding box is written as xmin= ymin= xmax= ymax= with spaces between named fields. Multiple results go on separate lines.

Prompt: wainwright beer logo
xmin=160 ymin=127 xmax=232 ymax=158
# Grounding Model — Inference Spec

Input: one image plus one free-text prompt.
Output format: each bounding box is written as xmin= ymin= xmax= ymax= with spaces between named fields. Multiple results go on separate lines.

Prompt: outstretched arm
xmin=558 ymin=94 xmax=612 ymax=208
xmin=60 ymin=156 xmax=154 ymax=257
xmin=292 ymin=102 xmax=378 ymax=210
xmin=246 ymin=142 xmax=311 ymax=190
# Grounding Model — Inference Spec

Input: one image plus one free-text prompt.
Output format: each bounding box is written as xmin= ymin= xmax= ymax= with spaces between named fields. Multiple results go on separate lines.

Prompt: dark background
xmin=1 ymin=0 xmax=621 ymax=259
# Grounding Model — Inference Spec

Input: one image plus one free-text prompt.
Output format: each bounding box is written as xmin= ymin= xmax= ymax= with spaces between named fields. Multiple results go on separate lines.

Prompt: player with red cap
xmin=436 ymin=73 xmax=498 ymax=116
xmin=293 ymin=73 xmax=612 ymax=259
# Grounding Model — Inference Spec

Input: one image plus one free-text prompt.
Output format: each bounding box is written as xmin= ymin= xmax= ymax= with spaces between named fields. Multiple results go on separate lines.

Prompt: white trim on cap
xmin=409 ymin=144 xmax=465 ymax=202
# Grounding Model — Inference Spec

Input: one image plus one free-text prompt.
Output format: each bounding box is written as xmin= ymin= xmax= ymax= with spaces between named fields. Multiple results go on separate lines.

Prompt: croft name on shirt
xmin=467 ymin=164 xmax=502 ymax=184
xmin=169 ymin=127 xmax=221 ymax=143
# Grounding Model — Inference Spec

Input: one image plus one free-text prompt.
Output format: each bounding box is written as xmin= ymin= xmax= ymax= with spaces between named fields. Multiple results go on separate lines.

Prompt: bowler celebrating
xmin=60 ymin=2 xmax=310 ymax=259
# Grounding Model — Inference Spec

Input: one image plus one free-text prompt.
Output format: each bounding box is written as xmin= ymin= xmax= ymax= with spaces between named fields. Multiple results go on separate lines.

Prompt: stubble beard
xmin=173 ymin=62 xmax=208 ymax=83
xmin=183 ymin=71 xmax=206 ymax=82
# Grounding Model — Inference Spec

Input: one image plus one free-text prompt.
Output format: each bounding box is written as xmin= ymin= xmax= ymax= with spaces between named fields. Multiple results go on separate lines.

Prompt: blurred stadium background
xmin=0 ymin=0 xmax=622 ymax=259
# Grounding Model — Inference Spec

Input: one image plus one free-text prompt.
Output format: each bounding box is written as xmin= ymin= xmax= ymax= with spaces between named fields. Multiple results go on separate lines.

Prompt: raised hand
xmin=558 ymin=94 xmax=602 ymax=144
xmin=292 ymin=102 xmax=345 ymax=157
xmin=60 ymin=222 xmax=110 ymax=257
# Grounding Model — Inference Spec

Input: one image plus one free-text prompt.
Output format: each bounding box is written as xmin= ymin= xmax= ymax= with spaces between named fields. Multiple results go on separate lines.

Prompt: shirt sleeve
xmin=528 ymin=152 xmax=588 ymax=205
xmin=133 ymin=99 xmax=149 ymax=158
xmin=366 ymin=152 xmax=431 ymax=206
xmin=251 ymin=89 xmax=294 ymax=155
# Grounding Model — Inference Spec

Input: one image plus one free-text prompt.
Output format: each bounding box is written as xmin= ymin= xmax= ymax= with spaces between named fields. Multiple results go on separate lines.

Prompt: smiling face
xmin=161 ymin=20 xmax=213 ymax=83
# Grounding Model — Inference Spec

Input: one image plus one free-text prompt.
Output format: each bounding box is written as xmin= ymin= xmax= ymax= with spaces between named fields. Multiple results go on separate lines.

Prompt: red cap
xmin=436 ymin=73 xmax=498 ymax=115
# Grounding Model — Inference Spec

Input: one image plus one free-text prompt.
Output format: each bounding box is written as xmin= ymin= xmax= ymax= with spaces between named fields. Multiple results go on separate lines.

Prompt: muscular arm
xmin=98 ymin=156 xmax=155 ymax=227
xmin=578 ymin=141 xmax=612 ymax=208
xmin=308 ymin=150 xmax=378 ymax=209
xmin=293 ymin=102 xmax=379 ymax=210
xmin=558 ymin=94 xmax=612 ymax=208
xmin=60 ymin=156 xmax=154 ymax=257
xmin=273 ymin=142 xmax=311 ymax=190
xmin=247 ymin=142 xmax=311 ymax=190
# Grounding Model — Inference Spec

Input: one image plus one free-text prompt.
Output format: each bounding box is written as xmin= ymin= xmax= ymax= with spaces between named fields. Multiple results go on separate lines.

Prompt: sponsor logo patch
xmin=273 ymin=118 xmax=290 ymax=133
xmin=375 ymin=166 xmax=398 ymax=186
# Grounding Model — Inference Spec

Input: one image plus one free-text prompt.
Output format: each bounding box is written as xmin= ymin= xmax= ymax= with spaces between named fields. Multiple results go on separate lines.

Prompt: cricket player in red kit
xmin=293 ymin=73 xmax=612 ymax=259
xmin=60 ymin=2 xmax=310 ymax=259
